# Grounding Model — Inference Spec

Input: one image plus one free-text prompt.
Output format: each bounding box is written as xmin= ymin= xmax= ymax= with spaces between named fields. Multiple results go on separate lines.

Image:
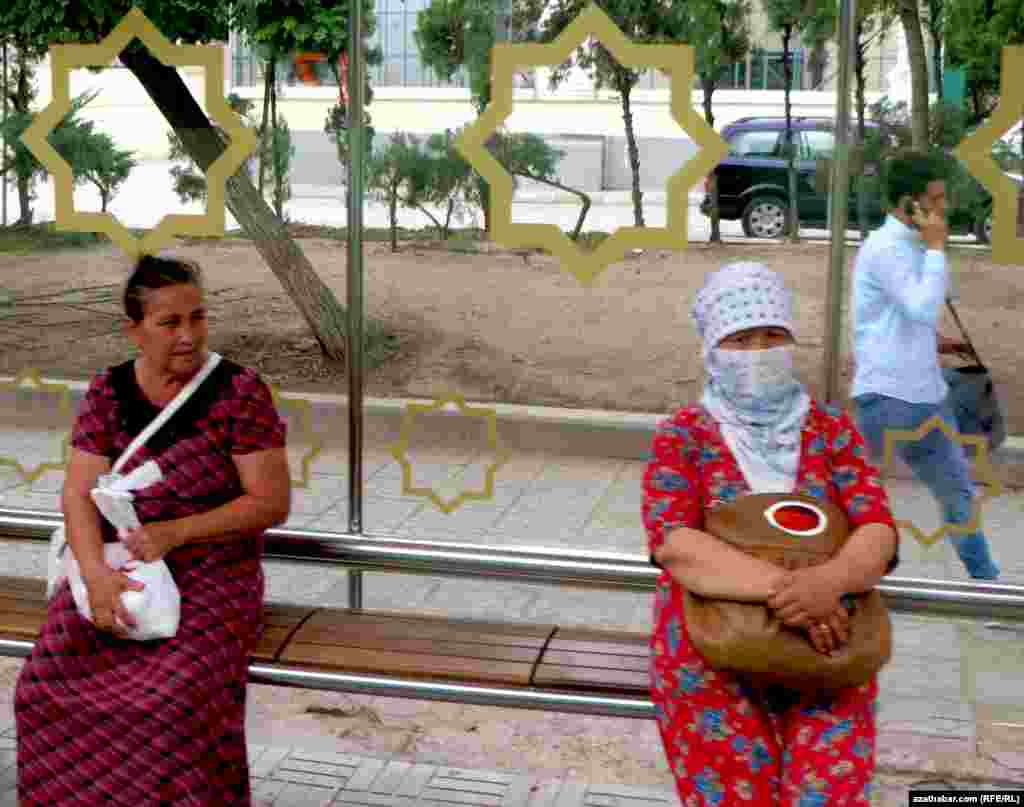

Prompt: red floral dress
xmin=642 ymin=401 xmax=896 ymax=807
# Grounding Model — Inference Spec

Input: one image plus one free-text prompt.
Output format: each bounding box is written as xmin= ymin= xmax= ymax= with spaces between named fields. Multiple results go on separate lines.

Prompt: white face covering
xmin=702 ymin=344 xmax=810 ymax=487
xmin=708 ymin=346 xmax=799 ymax=412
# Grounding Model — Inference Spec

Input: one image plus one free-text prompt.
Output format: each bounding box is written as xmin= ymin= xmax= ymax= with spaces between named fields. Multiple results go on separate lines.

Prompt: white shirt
xmin=851 ymin=215 xmax=948 ymax=403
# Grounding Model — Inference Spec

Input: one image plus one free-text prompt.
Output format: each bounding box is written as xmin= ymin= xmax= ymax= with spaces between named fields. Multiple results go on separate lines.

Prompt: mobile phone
xmin=903 ymin=198 xmax=919 ymax=227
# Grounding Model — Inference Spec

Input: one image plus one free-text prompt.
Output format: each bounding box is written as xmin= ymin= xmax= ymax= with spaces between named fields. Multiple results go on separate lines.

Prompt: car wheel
xmin=742 ymin=196 xmax=788 ymax=239
xmin=974 ymin=208 xmax=992 ymax=244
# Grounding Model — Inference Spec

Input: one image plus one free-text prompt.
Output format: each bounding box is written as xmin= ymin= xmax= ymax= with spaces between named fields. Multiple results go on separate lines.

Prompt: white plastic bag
xmin=48 ymin=459 xmax=181 ymax=640
xmin=66 ymin=541 xmax=181 ymax=641
xmin=46 ymin=524 xmax=69 ymax=600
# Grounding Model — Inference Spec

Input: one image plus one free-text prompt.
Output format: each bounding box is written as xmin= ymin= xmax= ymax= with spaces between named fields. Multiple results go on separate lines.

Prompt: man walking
xmin=850 ymin=151 xmax=1000 ymax=580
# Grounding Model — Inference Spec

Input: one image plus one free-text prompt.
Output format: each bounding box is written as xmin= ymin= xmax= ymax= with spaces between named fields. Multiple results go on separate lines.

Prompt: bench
xmin=3 ymin=507 xmax=1024 ymax=721
xmin=0 ymin=573 xmax=651 ymax=715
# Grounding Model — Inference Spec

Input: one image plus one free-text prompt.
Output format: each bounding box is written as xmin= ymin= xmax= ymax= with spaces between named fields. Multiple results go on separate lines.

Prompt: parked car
xmin=699 ymin=116 xmax=1019 ymax=242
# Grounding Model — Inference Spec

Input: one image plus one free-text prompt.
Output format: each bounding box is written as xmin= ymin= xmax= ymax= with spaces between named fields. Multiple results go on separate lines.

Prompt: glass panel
xmin=728 ymin=129 xmax=781 ymax=157
xmin=802 ymin=129 xmax=834 ymax=158
xmin=2 ymin=2 xmax=1024 ymax=790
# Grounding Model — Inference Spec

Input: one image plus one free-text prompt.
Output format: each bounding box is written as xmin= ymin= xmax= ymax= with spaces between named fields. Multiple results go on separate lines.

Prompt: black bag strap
xmin=945 ymin=298 xmax=986 ymax=367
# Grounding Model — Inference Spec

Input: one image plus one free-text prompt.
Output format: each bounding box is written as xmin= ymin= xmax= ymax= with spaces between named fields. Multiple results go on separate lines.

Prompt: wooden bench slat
xmin=531 ymin=663 xmax=650 ymax=692
xmin=281 ymin=634 xmax=542 ymax=664
xmin=544 ymin=638 xmax=649 ymax=657
xmin=295 ymin=615 xmax=551 ymax=650
xmin=536 ymin=649 xmax=650 ymax=673
xmin=303 ymin=609 xmax=554 ymax=637
xmin=0 ymin=610 xmax=48 ymax=639
xmin=0 ymin=577 xmax=47 ymax=597
xmin=0 ymin=596 xmax=50 ymax=616
xmin=0 ymin=576 xmax=654 ymax=699
xmin=252 ymin=626 xmax=298 ymax=662
xmin=280 ymin=644 xmax=535 ymax=685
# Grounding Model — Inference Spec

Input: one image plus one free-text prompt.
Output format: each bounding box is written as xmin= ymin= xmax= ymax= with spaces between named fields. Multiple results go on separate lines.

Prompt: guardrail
xmin=3 ymin=507 xmax=1024 ymax=621
xmin=3 ymin=506 xmax=1023 ymax=718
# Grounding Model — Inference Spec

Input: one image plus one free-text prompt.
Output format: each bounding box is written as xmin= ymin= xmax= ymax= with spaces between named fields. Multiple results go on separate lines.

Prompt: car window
xmin=802 ymin=130 xmax=835 ymax=159
xmin=728 ymin=130 xmax=782 ymax=158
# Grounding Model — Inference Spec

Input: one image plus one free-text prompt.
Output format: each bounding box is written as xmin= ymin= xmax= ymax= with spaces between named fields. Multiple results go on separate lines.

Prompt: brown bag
xmin=683 ymin=493 xmax=892 ymax=693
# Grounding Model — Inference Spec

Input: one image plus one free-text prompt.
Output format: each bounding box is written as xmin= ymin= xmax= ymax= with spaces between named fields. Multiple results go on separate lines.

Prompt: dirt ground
xmin=2 ymin=238 xmax=1023 ymax=787
xmin=1 ymin=234 xmax=1022 ymax=431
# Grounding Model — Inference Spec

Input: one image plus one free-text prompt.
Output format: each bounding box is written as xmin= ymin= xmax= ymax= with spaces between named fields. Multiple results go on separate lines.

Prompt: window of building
xmin=751 ymin=49 xmax=803 ymax=90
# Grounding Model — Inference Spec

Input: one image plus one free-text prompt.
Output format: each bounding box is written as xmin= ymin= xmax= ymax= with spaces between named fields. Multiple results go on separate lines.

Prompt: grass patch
xmin=0 ymin=222 xmax=108 ymax=254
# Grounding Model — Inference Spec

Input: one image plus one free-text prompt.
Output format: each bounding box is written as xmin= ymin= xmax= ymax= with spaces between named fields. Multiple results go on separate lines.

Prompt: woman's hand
xmin=121 ymin=523 xmax=181 ymax=563
xmin=82 ymin=566 xmax=145 ymax=634
xmin=767 ymin=566 xmax=846 ymax=627
xmin=805 ymin=605 xmax=851 ymax=655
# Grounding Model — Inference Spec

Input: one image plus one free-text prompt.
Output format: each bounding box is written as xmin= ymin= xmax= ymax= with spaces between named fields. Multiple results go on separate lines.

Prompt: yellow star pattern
xmin=455 ymin=3 xmax=728 ymax=286
xmin=953 ymin=46 xmax=1024 ymax=265
xmin=880 ymin=416 xmax=1004 ymax=547
xmin=388 ymin=392 xmax=512 ymax=514
xmin=0 ymin=369 xmax=73 ymax=483
xmin=20 ymin=7 xmax=258 ymax=258
xmin=269 ymin=388 xmax=324 ymax=489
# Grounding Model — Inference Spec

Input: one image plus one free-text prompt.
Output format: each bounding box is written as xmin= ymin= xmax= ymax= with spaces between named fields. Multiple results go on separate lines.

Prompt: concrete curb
xmin=8 ymin=374 xmax=1024 ymax=471
xmin=290 ymin=184 xmax=689 ymax=207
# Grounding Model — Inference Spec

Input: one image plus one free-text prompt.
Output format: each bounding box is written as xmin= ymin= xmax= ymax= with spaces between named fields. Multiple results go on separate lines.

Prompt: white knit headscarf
xmin=692 ymin=262 xmax=810 ymax=480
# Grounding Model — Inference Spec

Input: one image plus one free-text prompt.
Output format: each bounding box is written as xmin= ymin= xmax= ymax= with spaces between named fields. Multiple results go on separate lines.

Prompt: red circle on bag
xmin=773 ymin=504 xmax=821 ymax=533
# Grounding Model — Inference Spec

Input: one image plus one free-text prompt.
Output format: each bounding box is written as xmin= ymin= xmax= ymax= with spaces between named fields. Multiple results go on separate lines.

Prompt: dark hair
xmin=882 ymin=150 xmax=950 ymax=207
xmin=123 ymin=255 xmax=203 ymax=322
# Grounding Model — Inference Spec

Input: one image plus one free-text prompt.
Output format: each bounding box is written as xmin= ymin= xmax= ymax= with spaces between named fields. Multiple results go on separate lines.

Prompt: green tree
xmin=0 ymin=1 xmax=365 ymax=361
xmin=2 ymin=42 xmax=48 ymax=225
xmin=0 ymin=90 xmax=116 ymax=225
xmin=367 ymin=132 xmax=430 ymax=252
xmin=852 ymin=0 xmax=895 ymax=238
xmin=415 ymin=131 xmax=475 ymax=240
xmin=539 ymin=0 xmax=690 ymax=228
xmin=415 ymin=0 xmax=544 ymax=232
xmin=893 ymin=0 xmax=930 ymax=149
xmin=680 ymin=0 xmax=751 ymax=243
xmin=946 ymin=0 xmax=1024 ymax=126
xmin=762 ymin=0 xmax=837 ymax=242
xmin=76 ymin=130 xmax=137 ymax=212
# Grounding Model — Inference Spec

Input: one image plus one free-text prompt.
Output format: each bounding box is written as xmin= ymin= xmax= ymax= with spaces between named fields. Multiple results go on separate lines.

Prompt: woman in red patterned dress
xmin=642 ymin=263 xmax=898 ymax=807
xmin=15 ymin=255 xmax=291 ymax=805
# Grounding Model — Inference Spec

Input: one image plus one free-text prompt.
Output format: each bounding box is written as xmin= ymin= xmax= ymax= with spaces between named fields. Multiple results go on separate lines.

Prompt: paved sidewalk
xmin=2 ymin=395 xmax=1024 ymax=802
xmin=1 ymin=711 xmax=1022 ymax=807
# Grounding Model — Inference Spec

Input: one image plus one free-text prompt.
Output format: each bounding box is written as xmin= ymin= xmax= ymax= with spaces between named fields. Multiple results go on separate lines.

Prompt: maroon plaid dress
xmin=15 ymin=359 xmax=286 ymax=806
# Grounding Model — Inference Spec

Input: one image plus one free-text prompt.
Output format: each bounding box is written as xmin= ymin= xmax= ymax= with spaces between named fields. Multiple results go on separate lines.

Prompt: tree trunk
xmin=389 ymin=187 xmax=398 ymax=252
xmin=782 ymin=25 xmax=799 ymax=243
xmin=701 ymin=79 xmax=722 ymax=244
xmin=12 ymin=50 xmax=34 ymax=226
xmin=809 ymin=38 xmax=828 ymax=90
xmin=444 ymin=199 xmax=455 ymax=239
xmin=259 ymin=57 xmax=273 ymax=197
xmin=619 ymin=78 xmax=645 ymax=228
xmin=270 ymin=78 xmax=284 ymax=220
xmin=899 ymin=2 xmax=930 ymax=150
xmin=855 ymin=22 xmax=869 ymax=241
xmin=15 ymin=175 xmax=31 ymax=227
xmin=512 ymin=168 xmax=592 ymax=241
xmin=119 ymin=43 xmax=348 ymax=361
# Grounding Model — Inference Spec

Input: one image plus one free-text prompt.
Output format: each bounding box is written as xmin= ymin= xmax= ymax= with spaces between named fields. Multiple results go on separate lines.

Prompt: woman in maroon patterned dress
xmin=15 ymin=255 xmax=291 ymax=805
xmin=642 ymin=263 xmax=898 ymax=807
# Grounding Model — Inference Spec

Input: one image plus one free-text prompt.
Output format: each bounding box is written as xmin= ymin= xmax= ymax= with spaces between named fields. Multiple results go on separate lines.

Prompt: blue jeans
xmin=853 ymin=393 xmax=1000 ymax=580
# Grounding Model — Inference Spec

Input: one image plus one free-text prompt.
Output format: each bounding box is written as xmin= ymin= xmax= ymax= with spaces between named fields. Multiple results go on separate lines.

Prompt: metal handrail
xmin=3 ymin=507 xmax=1024 ymax=622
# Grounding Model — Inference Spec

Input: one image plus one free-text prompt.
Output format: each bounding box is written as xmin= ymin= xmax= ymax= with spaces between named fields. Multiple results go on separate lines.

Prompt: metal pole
xmin=2 ymin=41 xmax=8 ymax=228
xmin=823 ymin=0 xmax=856 ymax=404
xmin=346 ymin=0 xmax=367 ymax=609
